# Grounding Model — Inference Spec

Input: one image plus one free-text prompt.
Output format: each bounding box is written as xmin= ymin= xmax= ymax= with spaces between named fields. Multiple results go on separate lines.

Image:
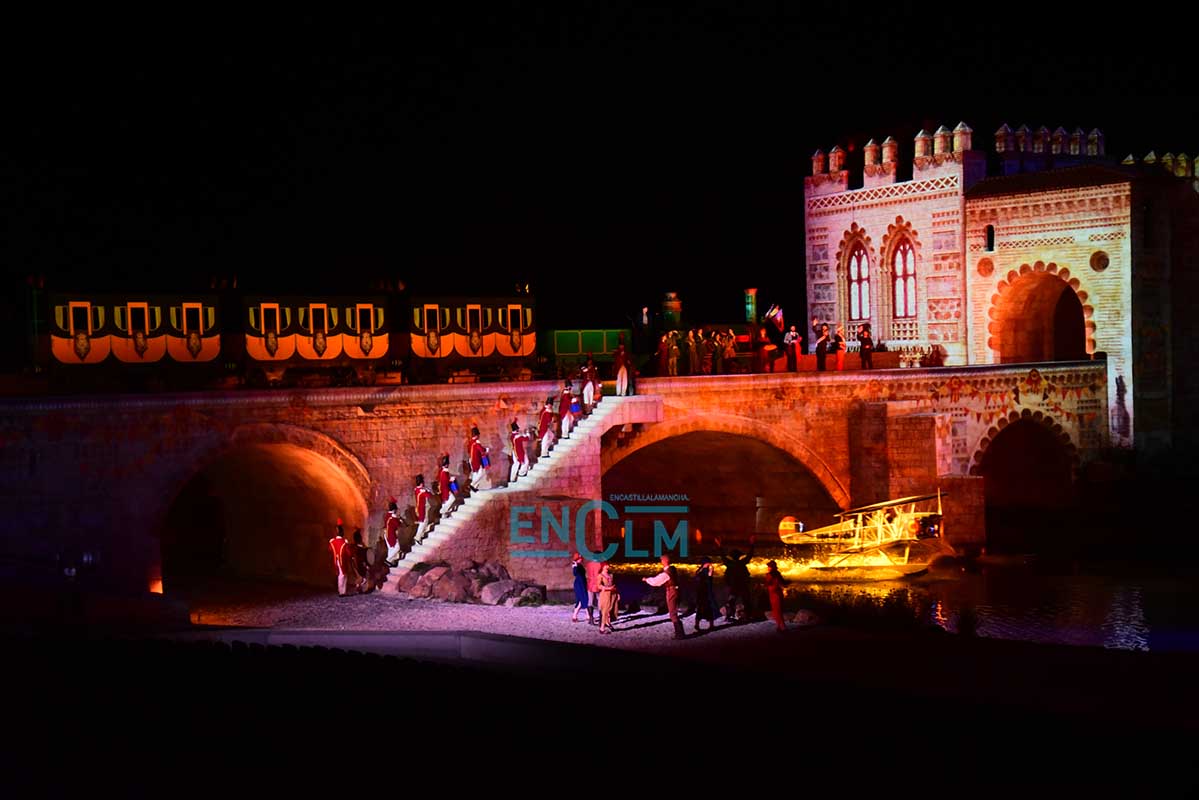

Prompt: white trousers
xmin=470 ymin=468 xmax=485 ymax=490
xmin=582 ymin=381 xmax=595 ymax=408
xmin=541 ymin=431 xmax=554 ymax=457
xmin=561 ymin=412 xmax=574 ymax=437
xmin=386 ymin=540 xmax=402 ymax=564
xmin=616 ymin=367 xmax=628 ymax=396
xmin=509 ymin=457 xmax=529 ymax=482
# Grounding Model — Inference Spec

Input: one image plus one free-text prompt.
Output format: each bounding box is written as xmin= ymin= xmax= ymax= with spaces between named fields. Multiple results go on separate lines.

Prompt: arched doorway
xmin=977 ymin=419 xmax=1076 ymax=552
xmin=601 ymin=431 xmax=842 ymax=556
xmin=160 ymin=443 xmax=368 ymax=590
xmin=991 ymin=271 xmax=1087 ymax=363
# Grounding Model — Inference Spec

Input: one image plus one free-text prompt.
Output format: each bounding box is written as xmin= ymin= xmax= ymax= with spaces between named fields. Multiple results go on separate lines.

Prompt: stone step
xmin=379 ymin=401 xmax=624 ymax=594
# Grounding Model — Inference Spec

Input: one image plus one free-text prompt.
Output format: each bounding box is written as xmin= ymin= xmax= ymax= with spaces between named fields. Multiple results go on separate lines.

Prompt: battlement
xmin=1123 ymin=150 xmax=1197 ymax=177
xmin=992 ymin=123 xmax=1118 ymax=176
xmin=805 ymin=121 xmax=985 ymax=198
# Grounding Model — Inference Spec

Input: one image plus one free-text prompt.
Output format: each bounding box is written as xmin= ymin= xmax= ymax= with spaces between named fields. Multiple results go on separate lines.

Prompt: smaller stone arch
xmin=967 ymin=409 xmax=1080 ymax=476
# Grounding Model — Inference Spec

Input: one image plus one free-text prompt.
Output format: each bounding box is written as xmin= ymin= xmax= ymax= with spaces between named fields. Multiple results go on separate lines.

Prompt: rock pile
xmin=394 ymin=559 xmax=546 ymax=607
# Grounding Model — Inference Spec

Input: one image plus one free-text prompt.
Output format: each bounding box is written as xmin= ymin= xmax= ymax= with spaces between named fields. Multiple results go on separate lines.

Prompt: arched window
xmin=849 ymin=246 xmax=870 ymax=320
xmin=893 ymin=241 xmax=916 ymax=319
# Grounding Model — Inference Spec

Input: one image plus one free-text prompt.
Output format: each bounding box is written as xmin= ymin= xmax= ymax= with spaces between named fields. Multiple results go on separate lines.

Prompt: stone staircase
xmin=384 ymin=397 xmax=631 ymax=591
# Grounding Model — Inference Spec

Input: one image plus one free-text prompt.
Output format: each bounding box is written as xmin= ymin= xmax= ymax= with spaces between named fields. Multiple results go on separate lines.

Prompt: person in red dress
xmin=384 ymin=497 xmax=402 ymax=567
xmin=765 ymin=559 xmax=789 ymax=632
xmin=413 ymin=474 xmax=435 ymax=545
xmin=558 ymin=380 xmax=575 ymax=439
xmin=329 ymin=522 xmax=350 ymax=596
xmin=468 ymin=427 xmax=489 ymax=492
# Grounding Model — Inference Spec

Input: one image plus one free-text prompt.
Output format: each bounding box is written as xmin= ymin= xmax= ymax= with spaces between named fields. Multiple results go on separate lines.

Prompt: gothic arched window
xmin=893 ymin=241 xmax=916 ymax=319
xmin=849 ymin=246 xmax=870 ymax=320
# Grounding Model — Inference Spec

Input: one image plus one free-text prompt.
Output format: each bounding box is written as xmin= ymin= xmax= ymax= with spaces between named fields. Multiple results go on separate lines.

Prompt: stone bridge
xmin=1 ymin=360 xmax=1108 ymax=594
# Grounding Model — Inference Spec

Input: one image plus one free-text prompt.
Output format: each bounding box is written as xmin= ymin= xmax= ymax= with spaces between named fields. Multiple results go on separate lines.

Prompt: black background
xmin=5 ymin=5 xmax=1197 ymax=331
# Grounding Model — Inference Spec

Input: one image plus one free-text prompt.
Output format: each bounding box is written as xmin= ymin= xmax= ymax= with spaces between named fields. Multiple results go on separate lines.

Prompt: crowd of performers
xmin=329 ymin=358 xmax=608 ymax=594
xmin=649 ymin=328 xmax=750 ymax=377
xmin=569 ymin=536 xmax=793 ymax=639
xmin=809 ymin=317 xmax=875 ymax=372
xmin=642 ymin=320 xmax=877 ymax=377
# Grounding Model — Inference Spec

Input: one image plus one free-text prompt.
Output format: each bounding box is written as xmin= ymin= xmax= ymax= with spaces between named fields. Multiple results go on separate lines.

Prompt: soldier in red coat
xmin=558 ymin=380 xmax=575 ymax=438
xmin=438 ymin=454 xmax=458 ymax=519
xmin=537 ymin=398 xmax=556 ymax=460
xmin=384 ymin=498 xmax=402 ymax=567
xmin=508 ymin=420 xmax=530 ymax=483
xmin=468 ymin=427 xmax=489 ymax=492
xmin=613 ymin=344 xmax=630 ymax=396
xmin=414 ymin=474 xmax=435 ymax=545
xmin=581 ymin=356 xmax=600 ymax=412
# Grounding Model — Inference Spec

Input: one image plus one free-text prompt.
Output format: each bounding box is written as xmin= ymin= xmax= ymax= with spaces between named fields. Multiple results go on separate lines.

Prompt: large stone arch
xmin=986 ymin=261 xmax=1094 ymax=362
xmin=154 ymin=423 xmax=372 ymax=589
xmin=601 ymin=412 xmax=851 ymax=510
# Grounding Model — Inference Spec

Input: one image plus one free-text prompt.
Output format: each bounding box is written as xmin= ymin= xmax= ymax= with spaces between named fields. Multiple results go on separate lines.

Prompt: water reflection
xmin=613 ymin=557 xmax=1193 ymax=652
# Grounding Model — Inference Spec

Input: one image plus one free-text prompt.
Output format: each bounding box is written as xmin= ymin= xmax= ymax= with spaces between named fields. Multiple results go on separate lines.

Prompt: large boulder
xmin=434 ymin=574 xmax=473 ymax=603
xmin=396 ymin=570 xmax=423 ymax=594
xmin=410 ymin=565 xmax=451 ymax=599
xmin=423 ymin=565 xmax=451 ymax=582
xmin=480 ymin=579 xmax=520 ymax=606
xmin=480 ymin=561 xmax=511 ymax=582
xmin=468 ymin=576 xmax=493 ymax=599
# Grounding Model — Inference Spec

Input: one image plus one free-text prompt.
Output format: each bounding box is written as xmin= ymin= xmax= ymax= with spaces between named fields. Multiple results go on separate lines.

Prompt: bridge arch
xmin=968 ymin=408 xmax=1080 ymax=478
xmin=969 ymin=410 xmax=1079 ymax=550
xmin=156 ymin=423 xmax=371 ymax=589
xmin=602 ymin=412 xmax=851 ymax=511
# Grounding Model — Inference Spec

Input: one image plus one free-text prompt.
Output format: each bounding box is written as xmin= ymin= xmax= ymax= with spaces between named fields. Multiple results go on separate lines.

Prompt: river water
xmin=611 ymin=557 xmax=1199 ymax=652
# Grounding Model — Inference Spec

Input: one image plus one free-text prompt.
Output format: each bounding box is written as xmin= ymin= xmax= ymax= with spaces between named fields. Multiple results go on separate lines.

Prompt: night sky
xmin=5 ymin=6 xmax=1197 ymax=334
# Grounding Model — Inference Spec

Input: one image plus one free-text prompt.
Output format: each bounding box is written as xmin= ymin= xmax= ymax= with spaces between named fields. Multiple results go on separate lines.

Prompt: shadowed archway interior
xmin=160 ymin=443 xmax=367 ymax=590
xmin=993 ymin=272 xmax=1086 ymax=363
xmin=978 ymin=419 xmax=1075 ymax=551
xmin=601 ymin=431 xmax=840 ymax=554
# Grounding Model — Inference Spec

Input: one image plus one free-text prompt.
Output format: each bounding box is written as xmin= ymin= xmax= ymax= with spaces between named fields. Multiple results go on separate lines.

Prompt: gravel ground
xmin=179 ymin=577 xmax=803 ymax=658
